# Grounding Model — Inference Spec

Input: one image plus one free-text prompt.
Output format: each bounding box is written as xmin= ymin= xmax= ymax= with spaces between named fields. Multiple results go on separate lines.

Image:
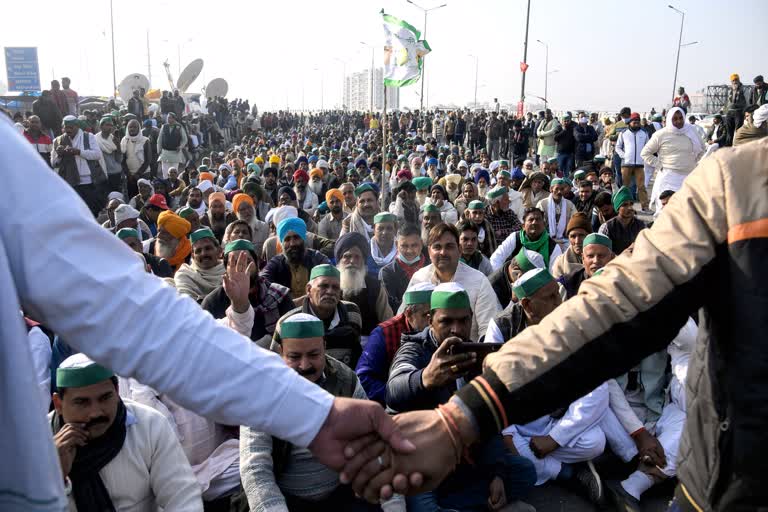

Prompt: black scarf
xmin=51 ymin=399 xmax=127 ymax=512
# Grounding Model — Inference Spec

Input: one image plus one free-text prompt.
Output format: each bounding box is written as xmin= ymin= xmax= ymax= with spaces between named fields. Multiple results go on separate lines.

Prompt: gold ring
xmin=450 ymin=364 xmax=460 ymax=374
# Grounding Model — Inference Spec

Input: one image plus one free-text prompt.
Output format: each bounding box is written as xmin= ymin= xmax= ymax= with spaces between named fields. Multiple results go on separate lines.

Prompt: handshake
xmin=308 ymin=397 xmax=479 ymax=502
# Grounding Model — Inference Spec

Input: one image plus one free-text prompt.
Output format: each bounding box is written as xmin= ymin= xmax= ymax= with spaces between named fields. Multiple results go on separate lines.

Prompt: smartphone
xmin=447 ymin=342 xmax=503 ymax=377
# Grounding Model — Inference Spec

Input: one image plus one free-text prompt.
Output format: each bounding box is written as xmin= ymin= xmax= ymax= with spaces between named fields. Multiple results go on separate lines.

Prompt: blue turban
xmin=474 ymin=169 xmax=491 ymax=185
xmin=224 ymin=174 xmax=238 ymax=190
xmin=308 ymin=155 xmax=319 ymax=164
xmin=143 ymin=119 xmax=152 ymax=127
xmin=512 ymin=168 xmax=526 ymax=181
xmin=355 ymin=157 xmax=368 ymax=169
xmin=277 ymin=217 xmax=307 ymax=243
xmin=426 ymin=157 xmax=439 ymax=167
xmin=295 ymin=155 xmax=308 ymax=165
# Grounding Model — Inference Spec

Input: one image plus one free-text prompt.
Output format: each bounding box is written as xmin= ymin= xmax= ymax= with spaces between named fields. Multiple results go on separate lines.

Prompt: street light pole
xmin=669 ymin=4 xmax=685 ymax=104
xmin=520 ymin=0 xmax=531 ymax=108
xmin=407 ymin=0 xmax=447 ymax=112
xmin=536 ymin=39 xmax=548 ymax=110
xmin=109 ymin=0 xmax=117 ymax=98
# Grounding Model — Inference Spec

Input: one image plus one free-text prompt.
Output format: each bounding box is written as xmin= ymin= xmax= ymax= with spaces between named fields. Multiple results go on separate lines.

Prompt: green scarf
xmin=520 ymin=230 xmax=550 ymax=267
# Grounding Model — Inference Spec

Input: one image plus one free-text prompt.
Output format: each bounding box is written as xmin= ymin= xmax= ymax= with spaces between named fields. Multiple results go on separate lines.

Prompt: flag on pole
xmin=381 ymin=11 xmax=431 ymax=87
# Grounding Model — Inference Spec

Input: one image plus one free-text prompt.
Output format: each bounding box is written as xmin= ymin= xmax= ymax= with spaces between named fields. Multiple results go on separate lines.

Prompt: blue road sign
xmin=5 ymin=47 xmax=41 ymax=92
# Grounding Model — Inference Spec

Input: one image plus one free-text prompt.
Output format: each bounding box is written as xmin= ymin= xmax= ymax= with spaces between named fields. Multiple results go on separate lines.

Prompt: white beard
xmin=309 ymin=181 xmax=323 ymax=195
xmin=156 ymin=237 xmax=179 ymax=259
xmin=339 ymin=264 xmax=367 ymax=297
xmin=477 ymin=184 xmax=488 ymax=198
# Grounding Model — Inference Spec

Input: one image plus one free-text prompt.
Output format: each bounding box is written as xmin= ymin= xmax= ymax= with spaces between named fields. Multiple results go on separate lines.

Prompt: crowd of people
xmin=6 ymin=68 xmax=768 ymax=512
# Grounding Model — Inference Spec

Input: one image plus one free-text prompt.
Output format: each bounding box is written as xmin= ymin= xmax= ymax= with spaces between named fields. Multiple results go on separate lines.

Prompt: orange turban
xmin=232 ymin=193 xmax=254 ymax=214
xmin=309 ymin=168 xmax=324 ymax=179
xmin=208 ymin=192 xmax=226 ymax=207
xmin=199 ymin=172 xmax=215 ymax=183
xmin=157 ymin=210 xmax=191 ymax=239
xmin=157 ymin=210 xmax=192 ymax=271
xmin=326 ymin=188 xmax=344 ymax=204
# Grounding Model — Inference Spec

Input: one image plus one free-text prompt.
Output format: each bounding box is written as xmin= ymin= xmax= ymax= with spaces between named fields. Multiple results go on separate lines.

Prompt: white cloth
xmin=503 ymin=383 xmax=609 ymax=485
xmin=543 ymin=197 xmax=569 ymax=240
xmin=641 ymin=110 xmax=704 ymax=177
xmin=0 ymin=117 xmax=333 ymax=511
xmin=51 ymin=400 xmax=204 ymax=511
xmin=370 ymin=240 xmax=397 ymax=267
xmin=122 ymin=133 xmax=148 ymax=174
xmin=403 ymin=262 xmax=501 ymax=342
xmin=508 ymin=188 xmax=524 ymax=221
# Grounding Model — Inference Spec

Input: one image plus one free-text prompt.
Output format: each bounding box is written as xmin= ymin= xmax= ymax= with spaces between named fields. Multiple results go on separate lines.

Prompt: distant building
xmin=344 ymin=68 xmax=399 ymax=112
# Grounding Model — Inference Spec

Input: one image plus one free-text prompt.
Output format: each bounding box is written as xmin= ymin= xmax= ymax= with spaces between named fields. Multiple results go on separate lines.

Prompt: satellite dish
xmin=118 ymin=73 xmax=150 ymax=102
xmin=205 ymin=78 xmax=228 ymax=99
xmin=176 ymin=59 xmax=204 ymax=92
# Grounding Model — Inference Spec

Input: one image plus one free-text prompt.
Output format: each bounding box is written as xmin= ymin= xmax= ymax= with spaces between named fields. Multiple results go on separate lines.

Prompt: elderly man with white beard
xmin=232 ymin=193 xmax=269 ymax=257
xmin=154 ymin=210 xmax=192 ymax=275
xmin=334 ymin=233 xmax=393 ymax=346
xmin=308 ymin=167 xmax=327 ymax=199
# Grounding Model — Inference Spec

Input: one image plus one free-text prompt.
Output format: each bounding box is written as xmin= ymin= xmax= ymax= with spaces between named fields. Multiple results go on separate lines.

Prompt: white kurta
xmin=50 ymin=400 xmax=203 ymax=511
xmin=0 ymin=117 xmax=333 ymax=511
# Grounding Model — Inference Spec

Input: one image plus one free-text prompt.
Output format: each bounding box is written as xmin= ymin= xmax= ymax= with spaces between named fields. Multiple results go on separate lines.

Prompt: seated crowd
xmin=29 ymin=107 xmax=696 ymax=512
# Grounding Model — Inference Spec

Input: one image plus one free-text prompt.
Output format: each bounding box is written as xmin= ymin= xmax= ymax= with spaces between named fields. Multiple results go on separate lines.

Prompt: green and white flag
xmin=382 ymin=11 xmax=431 ymax=87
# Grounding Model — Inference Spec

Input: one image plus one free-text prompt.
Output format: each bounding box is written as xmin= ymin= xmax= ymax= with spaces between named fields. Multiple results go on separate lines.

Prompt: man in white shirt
xmin=51 ymin=115 xmax=106 ymax=216
xmin=536 ymin=178 xmax=576 ymax=250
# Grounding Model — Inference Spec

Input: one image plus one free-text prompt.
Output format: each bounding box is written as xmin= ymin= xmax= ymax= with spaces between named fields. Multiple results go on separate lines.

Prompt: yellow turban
xmin=309 ymin=168 xmax=324 ymax=179
xmin=730 ymin=73 xmax=740 ymax=82
xmin=326 ymin=188 xmax=344 ymax=204
xmin=157 ymin=211 xmax=191 ymax=239
xmin=232 ymin=193 xmax=254 ymax=214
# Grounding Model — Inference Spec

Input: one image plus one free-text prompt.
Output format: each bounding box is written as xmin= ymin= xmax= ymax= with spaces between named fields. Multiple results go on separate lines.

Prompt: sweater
xmin=640 ymin=127 xmax=703 ymax=175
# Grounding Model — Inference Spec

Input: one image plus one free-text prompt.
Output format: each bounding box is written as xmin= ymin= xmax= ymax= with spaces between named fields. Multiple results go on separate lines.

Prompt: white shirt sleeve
xmin=484 ymin=318 xmax=504 ymax=345
xmin=0 ymin=121 xmax=333 ymax=448
xmin=606 ymin=379 xmax=644 ymax=435
xmin=489 ymin=232 xmax=518 ymax=270
xmin=28 ymin=326 xmax=52 ymax=412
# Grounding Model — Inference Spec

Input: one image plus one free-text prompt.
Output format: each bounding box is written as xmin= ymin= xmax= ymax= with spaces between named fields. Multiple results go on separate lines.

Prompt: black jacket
xmin=379 ymin=258 xmax=427 ymax=312
xmin=386 ymin=328 xmax=455 ymax=413
xmin=261 ymin=249 xmax=330 ymax=290
xmin=554 ymin=122 xmax=576 ymax=153
xmin=573 ymin=124 xmax=598 ymax=162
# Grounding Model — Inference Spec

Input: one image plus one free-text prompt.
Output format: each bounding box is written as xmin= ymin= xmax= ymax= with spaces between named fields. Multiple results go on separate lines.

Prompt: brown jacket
xmin=456 ymin=137 xmax=768 ymax=511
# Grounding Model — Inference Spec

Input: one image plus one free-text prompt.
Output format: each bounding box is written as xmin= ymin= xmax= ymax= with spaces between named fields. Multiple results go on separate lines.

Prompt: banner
xmin=381 ymin=12 xmax=431 ymax=88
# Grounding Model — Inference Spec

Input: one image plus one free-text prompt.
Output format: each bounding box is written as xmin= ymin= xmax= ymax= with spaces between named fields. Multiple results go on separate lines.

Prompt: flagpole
xmin=381 ymin=78 xmax=388 ymax=211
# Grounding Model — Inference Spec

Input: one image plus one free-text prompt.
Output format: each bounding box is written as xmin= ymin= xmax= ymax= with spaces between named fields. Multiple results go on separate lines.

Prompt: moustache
xmin=297 ymin=367 xmax=317 ymax=377
xmin=85 ymin=416 xmax=109 ymax=429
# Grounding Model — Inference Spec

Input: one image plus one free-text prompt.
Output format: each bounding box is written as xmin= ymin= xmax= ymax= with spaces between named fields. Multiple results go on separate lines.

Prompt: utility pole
xmin=468 ymin=54 xmax=478 ymax=107
xmin=146 ymin=31 xmax=152 ymax=86
xmin=519 ymin=0 xmax=531 ymax=108
xmin=109 ymin=0 xmax=117 ymax=98
xmin=669 ymin=4 xmax=685 ymax=103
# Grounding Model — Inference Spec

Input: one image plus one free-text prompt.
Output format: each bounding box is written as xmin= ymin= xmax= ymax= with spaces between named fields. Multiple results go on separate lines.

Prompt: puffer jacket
xmin=616 ymin=127 xmax=649 ymax=166
xmin=456 ymin=138 xmax=768 ymax=511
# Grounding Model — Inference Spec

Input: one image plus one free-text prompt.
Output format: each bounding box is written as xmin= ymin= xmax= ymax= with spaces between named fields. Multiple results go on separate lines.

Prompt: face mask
xmin=398 ymin=253 xmax=422 ymax=265
xmin=190 ymin=179 xmax=199 ymax=186
xmin=579 ymin=117 xmax=588 ymax=124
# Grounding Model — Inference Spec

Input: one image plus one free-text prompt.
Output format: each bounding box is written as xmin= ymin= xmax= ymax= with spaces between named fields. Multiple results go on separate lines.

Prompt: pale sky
xmin=2 ymin=0 xmax=765 ymax=112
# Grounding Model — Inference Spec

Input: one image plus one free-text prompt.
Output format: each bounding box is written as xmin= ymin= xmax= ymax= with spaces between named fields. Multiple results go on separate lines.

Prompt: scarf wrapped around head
xmin=665 ymin=107 xmax=704 ymax=154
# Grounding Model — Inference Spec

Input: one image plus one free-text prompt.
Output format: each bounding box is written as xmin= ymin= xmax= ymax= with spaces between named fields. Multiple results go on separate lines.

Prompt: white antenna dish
xmin=176 ymin=59 xmax=204 ymax=92
xmin=118 ymin=73 xmax=150 ymax=102
xmin=205 ymin=78 xmax=228 ymax=99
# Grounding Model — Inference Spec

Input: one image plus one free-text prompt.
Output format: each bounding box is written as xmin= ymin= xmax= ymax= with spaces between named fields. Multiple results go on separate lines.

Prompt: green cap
xmin=354 ymin=183 xmax=377 ymax=197
xmin=583 ymin=233 xmax=613 ymax=251
xmin=403 ymin=282 xmax=435 ymax=305
xmin=198 ymin=165 xmax=209 ymax=172
xmin=374 ymin=212 xmax=397 ymax=224
xmin=422 ymin=203 xmax=440 ymax=213
xmin=486 ymin=187 xmax=508 ymax=202
xmin=430 ymin=282 xmax=471 ymax=310
xmin=551 ymin=178 xmax=567 ymax=186
xmin=56 ymin=354 xmax=114 ymax=389
xmin=116 ymin=228 xmax=139 ymax=240
xmin=412 ymin=176 xmax=433 ymax=191
xmin=177 ymin=206 xmax=195 ymax=219
xmin=224 ymin=239 xmax=255 ymax=255
xmin=574 ymin=170 xmax=586 ymax=180
xmin=512 ymin=268 xmax=555 ymax=299
xmin=547 ymin=157 xmax=558 ymax=164
xmin=190 ymin=227 xmax=217 ymax=245
xmin=594 ymin=155 xmax=607 ymax=162
xmin=499 ymin=160 xmax=509 ymax=167
xmin=310 ymin=264 xmax=341 ymax=281
xmin=498 ymin=170 xmax=511 ymax=179
xmin=514 ymin=248 xmax=545 ymax=273
xmin=467 ymin=200 xmax=485 ymax=210
xmin=612 ymin=186 xmax=633 ymax=212
xmin=280 ymin=313 xmax=325 ymax=339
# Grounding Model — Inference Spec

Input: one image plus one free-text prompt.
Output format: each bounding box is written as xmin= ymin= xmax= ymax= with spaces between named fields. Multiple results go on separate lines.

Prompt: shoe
xmin=569 ymin=460 xmax=604 ymax=505
xmin=605 ymin=480 xmax=641 ymax=512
